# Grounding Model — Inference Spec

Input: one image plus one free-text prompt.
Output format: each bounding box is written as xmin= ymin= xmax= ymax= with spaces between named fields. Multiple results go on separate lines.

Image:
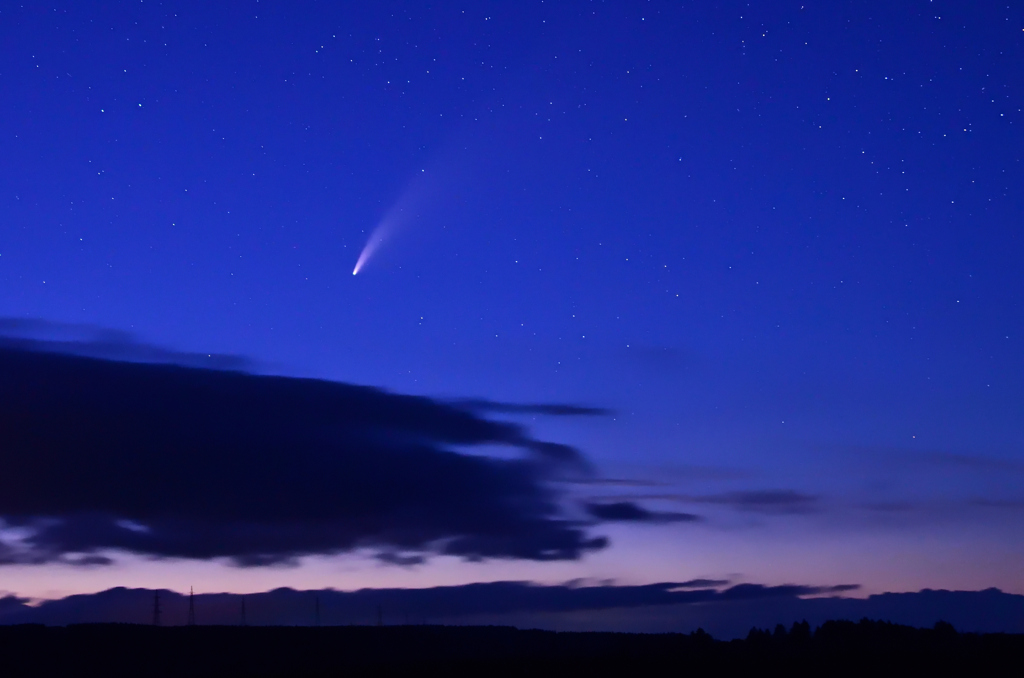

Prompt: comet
xmin=352 ymin=226 xmax=387 ymax=276
xmin=352 ymin=210 xmax=401 ymax=276
xmin=351 ymin=169 xmax=436 ymax=276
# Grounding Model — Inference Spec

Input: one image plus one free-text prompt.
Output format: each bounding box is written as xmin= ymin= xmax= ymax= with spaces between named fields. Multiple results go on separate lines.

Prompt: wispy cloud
xmin=599 ymin=490 xmax=820 ymax=515
xmin=452 ymin=399 xmax=611 ymax=417
xmin=584 ymin=502 xmax=700 ymax=524
xmin=0 ymin=318 xmax=252 ymax=371
xmin=688 ymin=491 xmax=820 ymax=514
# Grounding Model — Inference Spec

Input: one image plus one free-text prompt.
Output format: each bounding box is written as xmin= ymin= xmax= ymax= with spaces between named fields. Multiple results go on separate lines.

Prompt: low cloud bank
xmin=2 ymin=583 xmax=1020 ymax=638
xmin=692 ymin=490 xmax=819 ymax=514
xmin=0 ymin=580 xmax=856 ymax=627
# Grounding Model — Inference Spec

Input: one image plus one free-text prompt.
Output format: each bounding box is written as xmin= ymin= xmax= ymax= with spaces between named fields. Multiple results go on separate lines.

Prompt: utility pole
xmin=152 ymin=591 xmax=161 ymax=626
xmin=241 ymin=597 xmax=247 ymax=626
xmin=376 ymin=604 xmax=383 ymax=627
xmin=187 ymin=587 xmax=196 ymax=626
xmin=315 ymin=596 xmax=321 ymax=627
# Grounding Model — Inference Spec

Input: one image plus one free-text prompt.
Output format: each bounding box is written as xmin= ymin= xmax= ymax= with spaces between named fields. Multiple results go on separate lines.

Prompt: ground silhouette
xmin=0 ymin=619 xmax=1020 ymax=676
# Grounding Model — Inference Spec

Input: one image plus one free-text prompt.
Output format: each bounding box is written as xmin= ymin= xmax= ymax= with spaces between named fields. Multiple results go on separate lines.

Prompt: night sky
xmin=1 ymin=1 xmax=1023 ymax=607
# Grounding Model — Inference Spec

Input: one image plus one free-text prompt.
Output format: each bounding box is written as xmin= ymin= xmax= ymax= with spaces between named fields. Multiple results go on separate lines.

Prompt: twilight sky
xmin=1 ymin=1 xmax=1023 ymax=604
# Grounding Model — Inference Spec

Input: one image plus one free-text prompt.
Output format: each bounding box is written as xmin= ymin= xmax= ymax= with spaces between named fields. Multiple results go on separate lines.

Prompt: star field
xmin=0 ymin=0 xmax=1022 ymax=598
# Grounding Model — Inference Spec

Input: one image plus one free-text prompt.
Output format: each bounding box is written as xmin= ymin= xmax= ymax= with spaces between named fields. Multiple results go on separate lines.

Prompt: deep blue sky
xmin=1 ymin=1 xmax=1022 ymax=600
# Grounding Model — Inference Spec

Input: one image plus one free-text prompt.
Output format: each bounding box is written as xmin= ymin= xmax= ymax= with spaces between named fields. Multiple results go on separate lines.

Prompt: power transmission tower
xmin=152 ymin=591 xmax=161 ymax=626
xmin=187 ymin=587 xmax=196 ymax=626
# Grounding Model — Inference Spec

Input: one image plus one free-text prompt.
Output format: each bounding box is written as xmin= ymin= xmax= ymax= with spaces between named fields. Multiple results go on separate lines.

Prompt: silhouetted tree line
xmin=0 ymin=618 xmax=1018 ymax=676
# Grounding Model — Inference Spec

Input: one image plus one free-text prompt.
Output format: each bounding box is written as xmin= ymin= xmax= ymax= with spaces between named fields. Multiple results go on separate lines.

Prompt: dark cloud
xmin=0 ymin=347 xmax=612 ymax=565
xmin=817 ymin=444 xmax=1024 ymax=475
xmin=584 ymin=502 xmax=699 ymax=524
xmin=970 ymin=498 xmax=1024 ymax=510
xmin=919 ymin=451 xmax=1024 ymax=473
xmin=861 ymin=501 xmax=916 ymax=513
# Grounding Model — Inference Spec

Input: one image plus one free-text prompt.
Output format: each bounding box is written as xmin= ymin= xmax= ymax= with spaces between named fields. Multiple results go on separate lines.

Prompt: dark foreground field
xmin=1 ymin=620 xmax=1020 ymax=677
